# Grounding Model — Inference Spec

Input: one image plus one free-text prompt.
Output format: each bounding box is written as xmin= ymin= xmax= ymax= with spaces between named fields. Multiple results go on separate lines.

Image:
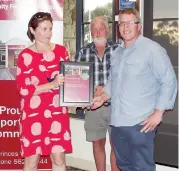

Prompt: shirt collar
xmin=119 ymin=34 xmax=143 ymax=49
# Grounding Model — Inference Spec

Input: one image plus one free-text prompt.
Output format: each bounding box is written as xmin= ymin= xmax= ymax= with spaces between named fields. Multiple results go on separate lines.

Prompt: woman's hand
xmin=52 ymin=74 xmax=65 ymax=88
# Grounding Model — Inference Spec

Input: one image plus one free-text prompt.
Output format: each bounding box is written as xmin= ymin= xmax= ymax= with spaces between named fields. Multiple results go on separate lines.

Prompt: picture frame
xmin=59 ymin=61 xmax=94 ymax=107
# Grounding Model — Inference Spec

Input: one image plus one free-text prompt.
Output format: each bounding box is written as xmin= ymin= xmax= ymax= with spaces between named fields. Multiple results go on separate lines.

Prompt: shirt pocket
xmin=124 ymin=58 xmax=150 ymax=76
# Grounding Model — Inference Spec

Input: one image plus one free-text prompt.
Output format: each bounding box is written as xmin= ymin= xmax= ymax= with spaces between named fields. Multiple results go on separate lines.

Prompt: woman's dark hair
xmin=27 ymin=12 xmax=53 ymax=42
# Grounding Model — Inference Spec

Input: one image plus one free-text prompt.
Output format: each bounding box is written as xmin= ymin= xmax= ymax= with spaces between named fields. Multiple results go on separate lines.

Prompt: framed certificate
xmin=59 ymin=61 xmax=94 ymax=107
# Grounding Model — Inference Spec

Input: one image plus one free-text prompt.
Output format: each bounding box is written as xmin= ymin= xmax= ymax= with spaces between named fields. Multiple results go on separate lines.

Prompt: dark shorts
xmin=111 ymin=124 xmax=157 ymax=171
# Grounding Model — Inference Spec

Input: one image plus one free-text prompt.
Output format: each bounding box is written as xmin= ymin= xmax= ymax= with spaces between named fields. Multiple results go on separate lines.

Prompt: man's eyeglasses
xmin=33 ymin=12 xmax=52 ymax=20
xmin=118 ymin=20 xmax=140 ymax=27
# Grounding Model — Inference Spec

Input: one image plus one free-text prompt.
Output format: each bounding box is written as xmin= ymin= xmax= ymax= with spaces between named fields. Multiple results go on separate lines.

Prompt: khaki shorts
xmin=84 ymin=105 xmax=111 ymax=142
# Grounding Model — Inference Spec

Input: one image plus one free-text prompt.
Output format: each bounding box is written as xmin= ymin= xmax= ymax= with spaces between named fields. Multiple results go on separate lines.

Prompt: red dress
xmin=16 ymin=44 xmax=72 ymax=157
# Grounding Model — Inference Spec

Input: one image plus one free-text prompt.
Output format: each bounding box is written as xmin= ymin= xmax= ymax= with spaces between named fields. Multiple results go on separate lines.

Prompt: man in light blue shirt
xmin=92 ymin=8 xmax=177 ymax=171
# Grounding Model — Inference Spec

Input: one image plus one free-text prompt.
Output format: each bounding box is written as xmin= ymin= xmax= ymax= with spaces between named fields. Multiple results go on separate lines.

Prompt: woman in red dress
xmin=16 ymin=12 xmax=72 ymax=171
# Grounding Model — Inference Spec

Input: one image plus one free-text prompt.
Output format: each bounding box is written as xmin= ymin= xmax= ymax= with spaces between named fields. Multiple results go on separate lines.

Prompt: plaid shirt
xmin=75 ymin=40 xmax=118 ymax=86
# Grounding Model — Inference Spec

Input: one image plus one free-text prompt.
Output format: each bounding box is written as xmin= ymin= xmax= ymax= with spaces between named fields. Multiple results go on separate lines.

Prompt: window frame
xmin=1 ymin=54 xmax=5 ymax=62
xmin=76 ymin=0 xmax=116 ymax=52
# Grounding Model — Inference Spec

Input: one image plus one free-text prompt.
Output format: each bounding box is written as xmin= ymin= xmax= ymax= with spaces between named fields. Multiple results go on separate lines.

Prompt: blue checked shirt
xmin=75 ymin=40 xmax=118 ymax=86
xmin=103 ymin=35 xmax=177 ymax=127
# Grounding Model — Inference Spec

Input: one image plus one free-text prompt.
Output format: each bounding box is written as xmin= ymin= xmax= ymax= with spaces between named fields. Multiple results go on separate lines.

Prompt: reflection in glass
xmin=153 ymin=20 xmax=178 ymax=66
xmin=83 ymin=0 xmax=112 ymax=22
xmin=83 ymin=0 xmax=112 ymax=45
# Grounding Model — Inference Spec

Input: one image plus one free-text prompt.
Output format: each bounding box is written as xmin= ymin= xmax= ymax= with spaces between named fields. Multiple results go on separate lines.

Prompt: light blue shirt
xmin=103 ymin=35 xmax=177 ymax=127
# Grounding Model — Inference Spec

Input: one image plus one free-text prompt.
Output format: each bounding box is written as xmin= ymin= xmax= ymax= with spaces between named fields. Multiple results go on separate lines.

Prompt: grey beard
xmin=93 ymin=37 xmax=107 ymax=45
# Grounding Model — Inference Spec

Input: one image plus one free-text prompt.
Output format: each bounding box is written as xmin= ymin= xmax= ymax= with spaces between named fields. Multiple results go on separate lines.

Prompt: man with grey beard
xmin=75 ymin=16 xmax=119 ymax=171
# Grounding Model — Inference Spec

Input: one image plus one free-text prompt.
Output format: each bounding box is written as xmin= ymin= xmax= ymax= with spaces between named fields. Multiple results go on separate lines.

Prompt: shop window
xmin=83 ymin=0 xmax=113 ymax=45
xmin=0 ymin=54 xmax=5 ymax=66
xmin=76 ymin=0 xmax=115 ymax=51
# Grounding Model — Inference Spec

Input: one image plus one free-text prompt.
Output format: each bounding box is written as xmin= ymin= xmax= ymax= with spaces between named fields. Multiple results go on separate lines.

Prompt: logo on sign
xmin=120 ymin=0 xmax=135 ymax=10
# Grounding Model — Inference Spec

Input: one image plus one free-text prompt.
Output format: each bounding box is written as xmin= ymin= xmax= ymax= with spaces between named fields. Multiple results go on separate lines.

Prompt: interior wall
xmin=63 ymin=0 xmax=76 ymax=60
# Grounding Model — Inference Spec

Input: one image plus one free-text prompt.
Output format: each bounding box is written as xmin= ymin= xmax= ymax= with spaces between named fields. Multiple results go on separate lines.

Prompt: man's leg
xmin=106 ymin=107 xmax=120 ymax=171
xmin=129 ymin=124 xmax=157 ymax=171
xmin=92 ymin=138 xmax=106 ymax=171
xmin=84 ymin=107 xmax=108 ymax=171
xmin=112 ymin=124 xmax=157 ymax=171
xmin=110 ymin=139 xmax=120 ymax=171
xmin=111 ymin=126 xmax=133 ymax=171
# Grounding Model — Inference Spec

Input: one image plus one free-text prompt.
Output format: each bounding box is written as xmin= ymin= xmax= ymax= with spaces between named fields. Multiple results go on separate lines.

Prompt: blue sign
xmin=120 ymin=0 xmax=135 ymax=10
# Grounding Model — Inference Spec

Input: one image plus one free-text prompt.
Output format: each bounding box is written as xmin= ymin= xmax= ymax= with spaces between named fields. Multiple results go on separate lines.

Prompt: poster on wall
xmin=0 ymin=81 xmax=52 ymax=169
xmin=0 ymin=0 xmax=64 ymax=170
